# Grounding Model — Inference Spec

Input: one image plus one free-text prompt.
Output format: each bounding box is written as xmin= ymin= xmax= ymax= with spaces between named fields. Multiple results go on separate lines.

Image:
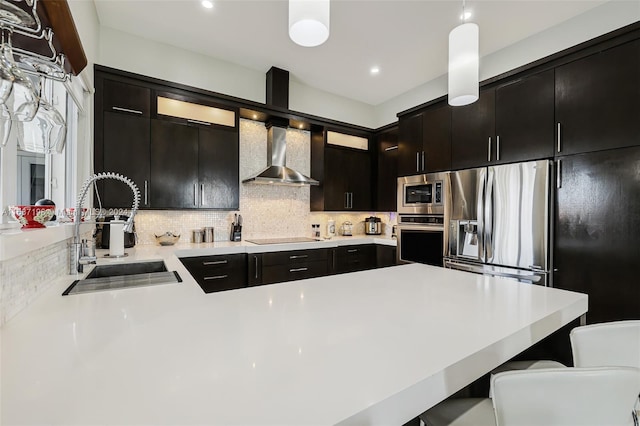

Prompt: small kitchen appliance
xmin=365 ymin=216 xmax=382 ymax=235
xmin=340 ymin=221 xmax=353 ymax=236
xmin=230 ymin=214 xmax=242 ymax=241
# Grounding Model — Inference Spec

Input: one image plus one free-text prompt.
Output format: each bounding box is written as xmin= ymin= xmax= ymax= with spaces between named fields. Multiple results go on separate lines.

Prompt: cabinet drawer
xmin=180 ymin=254 xmax=247 ymax=293
xmin=262 ymin=260 xmax=328 ymax=285
xmin=103 ymin=79 xmax=151 ymax=117
xmin=334 ymin=245 xmax=376 ymax=273
xmin=262 ymin=248 xmax=329 ymax=266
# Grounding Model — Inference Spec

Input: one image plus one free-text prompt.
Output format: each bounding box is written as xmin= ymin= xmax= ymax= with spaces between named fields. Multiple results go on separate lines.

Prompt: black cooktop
xmin=246 ymin=237 xmax=320 ymax=245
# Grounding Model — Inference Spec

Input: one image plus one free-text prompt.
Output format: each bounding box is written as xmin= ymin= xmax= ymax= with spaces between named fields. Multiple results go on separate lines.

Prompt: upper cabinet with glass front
xmin=94 ymin=67 xmax=240 ymax=211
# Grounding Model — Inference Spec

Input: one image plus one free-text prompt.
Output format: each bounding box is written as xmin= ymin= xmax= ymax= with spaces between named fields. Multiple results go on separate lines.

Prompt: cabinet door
xmin=376 ymin=128 xmax=398 ymax=212
xmin=554 ymin=147 xmax=640 ymax=323
xmin=198 ymin=126 xmax=239 ymax=209
xmin=103 ymin=79 xmax=151 ymax=117
xmin=451 ymin=89 xmax=495 ymax=170
xmin=397 ymin=113 xmax=423 ymax=176
xmin=423 ymin=103 xmax=452 ymax=172
xmin=347 ymin=149 xmax=372 ymax=211
xmin=495 ymin=70 xmax=555 ymax=163
xmin=555 ymin=40 xmax=640 ymax=156
xmin=324 ymin=147 xmax=350 ymax=210
xmin=150 ymin=119 xmax=198 ymax=208
xmin=101 ymin=112 xmax=150 ymax=208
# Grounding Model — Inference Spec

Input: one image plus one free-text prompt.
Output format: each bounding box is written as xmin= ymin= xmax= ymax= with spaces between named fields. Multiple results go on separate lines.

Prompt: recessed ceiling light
xmin=370 ymin=66 xmax=380 ymax=75
xmin=460 ymin=11 xmax=472 ymax=20
xmin=201 ymin=0 xmax=213 ymax=9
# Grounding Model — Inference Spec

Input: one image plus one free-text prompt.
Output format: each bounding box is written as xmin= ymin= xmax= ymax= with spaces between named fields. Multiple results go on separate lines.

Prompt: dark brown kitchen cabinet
xmin=333 ymin=244 xmax=376 ymax=274
xmin=375 ymin=126 xmax=398 ymax=212
xmin=198 ymin=126 xmax=239 ymax=210
xmin=180 ymin=254 xmax=247 ymax=294
xmin=150 ymin=119 xmax=199 ymax=208
xmin=95 ymin=76 xmax=152 ymax=208
xmin=252 ymin=248 xmax=331 ymax=286
xmin=397 ymin=103 xmax=451 ymax=176
xmin=555 ymin=39 xmax=640 ymax=156
xmin=150 ymin=119 xmax=240 ymax=210
xmin=494 ymin=69 xmax=555 ymax=163
xmin=102 ymin=79 xmax=151 ymax=117
xmin=451 ymin=70 xmax=555 ymax=169
xmin=311 ymin=132 xmax=372 ymax=211
xmin=451 ymin=89 xmax=495 ymax=170
xmin=554 ymin=146 xmax=640 ymax=324
xmin=376 ymin=245 xmax=397 ymax=268
xmin=100 ymin=112 xmax=150 ymax=208
xmin=398 ymin=112 xmax=423 ymax=176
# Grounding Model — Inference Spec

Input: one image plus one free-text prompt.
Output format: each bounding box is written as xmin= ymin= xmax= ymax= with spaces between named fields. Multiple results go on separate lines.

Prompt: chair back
xmin=570 ymin=320 xmax=640 ymax=368
xmin=492 ymin=367 xmax=640 ymax=426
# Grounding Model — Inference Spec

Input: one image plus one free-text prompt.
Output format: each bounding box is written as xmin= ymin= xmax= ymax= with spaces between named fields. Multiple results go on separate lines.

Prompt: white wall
xmin=373 ymin=1 xmax=640 ymax=127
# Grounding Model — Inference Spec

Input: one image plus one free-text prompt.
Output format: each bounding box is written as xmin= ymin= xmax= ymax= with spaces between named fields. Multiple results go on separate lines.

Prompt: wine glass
xmin=16 ymin=74 xmax=66 ymax=154
xmin=0 ymin=103 xmax=11 ymax=147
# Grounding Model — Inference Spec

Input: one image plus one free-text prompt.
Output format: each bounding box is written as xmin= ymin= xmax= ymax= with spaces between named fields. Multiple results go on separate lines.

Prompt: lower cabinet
xmin=376 ymin=245 xmax=397 ymax=268
xmin=333 ymin=244 xmax=376 ymax=274
xmin=250 ymin=248 xmax=331 ymax=286
xmin=180 ymin=254 xmax=247 ymax=293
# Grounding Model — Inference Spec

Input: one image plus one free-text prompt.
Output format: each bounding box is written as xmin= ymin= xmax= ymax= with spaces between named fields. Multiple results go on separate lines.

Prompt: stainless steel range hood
xmin=242 ymin=124 xmax=319 ymax=185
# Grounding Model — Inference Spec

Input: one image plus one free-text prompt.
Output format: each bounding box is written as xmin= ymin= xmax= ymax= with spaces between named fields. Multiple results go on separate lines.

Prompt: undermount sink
xmin=63 ymin=261 xmax=182 ymax=296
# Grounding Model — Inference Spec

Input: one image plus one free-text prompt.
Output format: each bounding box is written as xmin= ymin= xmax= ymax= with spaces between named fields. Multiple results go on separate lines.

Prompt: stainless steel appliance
xmin=397 ymin=172 xmax=447 ymax=215
xmin=444 ymin=160 xmax=552 ymax=286
xmin=397 ymin=214 xmax=445 ymax=266
xmin=365 ymin=216 xmax=382 ymax=235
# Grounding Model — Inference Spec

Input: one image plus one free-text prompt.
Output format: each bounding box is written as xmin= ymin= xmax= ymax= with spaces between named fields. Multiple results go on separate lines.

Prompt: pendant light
xmin=289 ymin=0 xmax=330 ymax=47
xmin=448 ymin=0 xmax=479 ymax=106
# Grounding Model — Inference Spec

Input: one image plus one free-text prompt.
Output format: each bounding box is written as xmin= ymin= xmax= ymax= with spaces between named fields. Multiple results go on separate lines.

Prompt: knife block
xmin=229 ymin=225 xmax=242 ymax=242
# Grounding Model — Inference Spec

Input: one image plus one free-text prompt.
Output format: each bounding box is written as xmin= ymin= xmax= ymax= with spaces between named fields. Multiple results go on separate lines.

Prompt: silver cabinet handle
xmin=204 ymin=274 xmax=228 ymax=280
xmin=194 ymin=183 xmax=197 ymax=206
xmin=112 ymin=106 xmax=143 ymax=115
xmin=347 ymin=249 xmax=358 ymax=253
xmin=488 ymin=137 xmax=492 ymax=162
xmin=557 ymin=159 xmax=562 ymax=189
xmin=421 ymin=151 xmax=425 ymax=171
xmin=384 ymin=145 xmax=398 ymax=151
xmin=496 ymin=136 xmax=500 ymax=161
xmin=289 ymin=254 xmax=308 ymax=259
xmin=290 ymin=267 xmax=308 ymax=273
xmin=345 ymin=192 xmax=348 ymax=209
xmin=144 ymin=180 xmax=148 ymax=205
xmin=187 ymin=119 xmax=211 ymax=126
xmin=557 ymin=122 xmax=562 ymax=153
xmin=416 ymin=152 xmax=420 ymax=172
xmin=200 ymin=183 xmax=205 ymax=206
xmin=203 ymin=260 xmax=228 ymax=266
xmin=254 ymin=256 xmax=258 ymax=279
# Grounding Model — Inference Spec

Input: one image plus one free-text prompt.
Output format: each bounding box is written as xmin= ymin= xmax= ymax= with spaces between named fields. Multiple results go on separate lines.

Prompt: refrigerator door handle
xmin=485 ymin=168 xmax=494 ymax=263
xmin=477 ymin=168 xmax=486 ymax=262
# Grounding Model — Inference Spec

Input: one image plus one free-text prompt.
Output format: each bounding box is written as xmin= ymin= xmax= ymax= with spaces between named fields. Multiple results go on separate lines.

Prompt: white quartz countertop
xmin=1 ymin=244 xmax=587 ymax=425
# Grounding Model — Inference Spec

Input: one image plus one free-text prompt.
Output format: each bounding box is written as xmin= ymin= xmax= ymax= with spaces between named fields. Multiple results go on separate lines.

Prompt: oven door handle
xmin=397 ymin=224 xmax=444 ymax=232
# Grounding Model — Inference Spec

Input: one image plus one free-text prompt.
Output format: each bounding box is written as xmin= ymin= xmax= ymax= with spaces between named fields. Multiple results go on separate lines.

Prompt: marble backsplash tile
xmin=0 ymin=238 xmax=69 ymax=326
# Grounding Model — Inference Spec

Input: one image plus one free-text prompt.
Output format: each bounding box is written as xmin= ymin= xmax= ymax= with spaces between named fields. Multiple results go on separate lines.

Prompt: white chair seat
xmin=489 ymin=359 xmax=565 ymax=398
xmin=420 ymin=367 xmax=640 ymax=426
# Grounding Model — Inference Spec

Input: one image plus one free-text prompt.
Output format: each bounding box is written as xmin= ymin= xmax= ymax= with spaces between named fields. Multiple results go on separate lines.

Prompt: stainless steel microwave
xmin=397 ymin=173 xmax=448 ymax=215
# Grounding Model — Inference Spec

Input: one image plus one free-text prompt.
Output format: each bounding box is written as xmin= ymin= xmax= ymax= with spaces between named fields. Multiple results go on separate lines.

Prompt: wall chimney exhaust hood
xmin=242 ymin=121 xmax=319 ymax=186
xmin=242 ymin=67 xmax=319 ymax=186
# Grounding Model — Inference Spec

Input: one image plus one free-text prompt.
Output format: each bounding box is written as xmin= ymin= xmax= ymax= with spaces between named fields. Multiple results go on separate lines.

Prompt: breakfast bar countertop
xmin=0 ymin=243 xmax=587 ymax=425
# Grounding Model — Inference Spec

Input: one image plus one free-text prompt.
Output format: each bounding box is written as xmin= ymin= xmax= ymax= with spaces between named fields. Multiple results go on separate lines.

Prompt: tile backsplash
xmin=133 ymin=119 xmax=396 ymax=244
xmin=0 ymin=239 xmax=69 ymax=325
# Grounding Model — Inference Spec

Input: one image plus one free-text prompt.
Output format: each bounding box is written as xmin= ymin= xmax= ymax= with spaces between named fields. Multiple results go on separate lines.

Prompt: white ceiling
xmin=93 ymin=0 xmax=608 ymax=106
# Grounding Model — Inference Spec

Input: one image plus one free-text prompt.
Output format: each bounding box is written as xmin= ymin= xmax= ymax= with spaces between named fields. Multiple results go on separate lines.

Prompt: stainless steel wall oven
xmin=397 ymin=214 xmax=445 ymax=266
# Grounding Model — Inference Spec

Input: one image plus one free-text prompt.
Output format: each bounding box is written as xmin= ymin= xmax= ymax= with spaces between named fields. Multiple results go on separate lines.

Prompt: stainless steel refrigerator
xmin=444 ymin=160 xmax=552 ymax=286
